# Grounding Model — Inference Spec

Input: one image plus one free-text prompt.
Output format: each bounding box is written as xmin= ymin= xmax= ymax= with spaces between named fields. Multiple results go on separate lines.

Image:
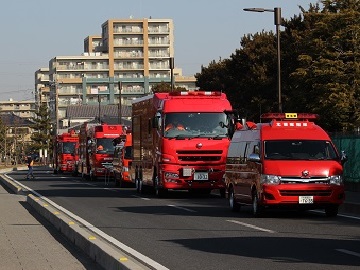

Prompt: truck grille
xmin=177 ymin=150 xmax=222 ymax=162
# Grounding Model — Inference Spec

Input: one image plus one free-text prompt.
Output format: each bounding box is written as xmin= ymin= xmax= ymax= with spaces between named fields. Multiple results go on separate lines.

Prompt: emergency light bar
xmin=261 ymin=113 xmax=319 ymax=121
xmin=169 ymin=91 xmax=222 ymax=96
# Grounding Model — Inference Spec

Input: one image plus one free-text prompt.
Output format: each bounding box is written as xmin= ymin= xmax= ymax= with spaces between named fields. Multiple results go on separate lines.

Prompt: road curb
xmin=26 ymin=194 xmax=149 ymax=270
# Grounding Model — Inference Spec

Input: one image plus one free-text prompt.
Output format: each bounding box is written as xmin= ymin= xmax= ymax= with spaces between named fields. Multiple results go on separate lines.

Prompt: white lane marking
xmin=104 ymin=188 xmax=117 ymax=192
xmin=227 ymin=219 xmax=276 ymax=233
xmin=132 ymin=195 xmax=151 ymax=200
xmin=168 ymin=204 xmax=197 ymax=213
xmin=7 ymin=176 xmax=169 ymax=270
xmin=336 ymin=249 xmax=360 ymax=258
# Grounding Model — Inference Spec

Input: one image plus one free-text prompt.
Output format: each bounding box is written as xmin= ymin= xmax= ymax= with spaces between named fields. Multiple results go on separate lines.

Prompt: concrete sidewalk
xmin=0 ymin=183 xmax=103 ymax=270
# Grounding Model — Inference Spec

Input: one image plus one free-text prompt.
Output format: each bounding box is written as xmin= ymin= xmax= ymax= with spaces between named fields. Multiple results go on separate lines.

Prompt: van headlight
xmin=329 ymin=175 xmax=343 ymax=185
xmin=261 ymin=174 xmax=281 ymax=185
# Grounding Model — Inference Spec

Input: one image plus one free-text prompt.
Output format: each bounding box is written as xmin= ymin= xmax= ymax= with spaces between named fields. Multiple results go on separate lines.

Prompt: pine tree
xmin=30 ymin=104 xmax=53 ymax=157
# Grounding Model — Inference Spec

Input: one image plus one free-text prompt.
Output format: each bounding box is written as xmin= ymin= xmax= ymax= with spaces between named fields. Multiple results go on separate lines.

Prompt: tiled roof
xmin=66 ymin=105 xmax=131 ymax=118
xmin=0 ymin=113 xmax=34 ymax=127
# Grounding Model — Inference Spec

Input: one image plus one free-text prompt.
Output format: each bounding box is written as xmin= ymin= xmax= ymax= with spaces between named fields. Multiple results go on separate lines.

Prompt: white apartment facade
xmin=44 ymin=18 xmax=196 ymax=132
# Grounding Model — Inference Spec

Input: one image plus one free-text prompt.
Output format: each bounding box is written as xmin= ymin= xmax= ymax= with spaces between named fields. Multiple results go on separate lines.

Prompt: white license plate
xmin=299 ymin=196 xmax=313 ymax=204
xmin=194 ymin=172 xmax=208 ymax=180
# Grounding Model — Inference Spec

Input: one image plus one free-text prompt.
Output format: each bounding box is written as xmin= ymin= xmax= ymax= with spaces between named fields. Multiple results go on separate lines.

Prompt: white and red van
xmin=225 ymin=113 xmax=347 ymax=217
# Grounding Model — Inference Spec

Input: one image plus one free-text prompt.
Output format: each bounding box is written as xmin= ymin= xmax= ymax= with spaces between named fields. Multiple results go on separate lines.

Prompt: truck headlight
xmin=329 ymin=175 xmax=343 ymax=185
xmin=261 ymin=174 xmax=281 ymax=185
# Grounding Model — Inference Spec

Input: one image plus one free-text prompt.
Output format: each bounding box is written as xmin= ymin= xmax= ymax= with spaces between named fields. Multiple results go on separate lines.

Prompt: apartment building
xmin=45 ymin=18 xmax=196 ymax=132
xmin=34 ymin=68 xmax=50 ymax=110
xmin=0 ymin=100 xmax=36 ymax=150
xmin=0 ymin=99 xmax=36 ymax=119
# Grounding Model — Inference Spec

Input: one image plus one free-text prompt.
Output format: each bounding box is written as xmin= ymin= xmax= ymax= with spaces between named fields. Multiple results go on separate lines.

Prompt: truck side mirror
xmin=153 ymin=111 xmax=161 ymax=128
xmin=248 ymin=153 xmax=261 ymax=162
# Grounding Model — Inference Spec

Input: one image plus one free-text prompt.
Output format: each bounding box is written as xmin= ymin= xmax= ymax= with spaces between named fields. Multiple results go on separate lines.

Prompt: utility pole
xmin=118 ymin=81 xmax=122 ymax=125
xmin=98 ymin=89 xmax=101 ymax=123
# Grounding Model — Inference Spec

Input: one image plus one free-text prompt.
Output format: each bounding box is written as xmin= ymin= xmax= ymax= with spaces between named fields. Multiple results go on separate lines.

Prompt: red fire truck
xmin=113 ymin=132 xmax=133 ymax=187
xmin=53 ymin=130 xmax=80 ymax=175
xmin=225 ymin=113 xmax=348 ymax=217
xmin=130 ymin=90 xmax=233 ymax=197
xmin=79 ymin=123 xmax=124 ymax=181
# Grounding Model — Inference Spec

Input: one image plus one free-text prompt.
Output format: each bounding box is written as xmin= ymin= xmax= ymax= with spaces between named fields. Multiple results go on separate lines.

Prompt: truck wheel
xmin=252 ymin=191 xmax=263 ymax=217
xmin=136 ymin=178 xmax=143 ymax=194
xmin=119 ymin=174 xmax=124 ymax=188
xmin=325 ymin=205 xmax=339 ymax=217
xmin=229 ymin=187 xmax=240 ymax=212
xmin=114 ymin=172 xmax=120 ymax=187
xmin=219 ymin=188 xmax=226 ymax=198
xmin=135 ymin=178 xmax=139 ymax=192
xmin=155 ymin=187 xmax=168 ymax=198
xmin=90 ymin=171 xmax=97 ymax=181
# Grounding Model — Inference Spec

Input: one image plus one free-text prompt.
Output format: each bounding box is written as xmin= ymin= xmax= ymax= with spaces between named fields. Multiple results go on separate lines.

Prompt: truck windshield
xmin=264 ymin=140 xmax=339 ymax=160
xmin=164 ymin=112 xmax=228 ymax=138
xmin=97 ymin=138 xmax=116 ymax=154
xmin=62 ymin=142 xmax=75 ymax=154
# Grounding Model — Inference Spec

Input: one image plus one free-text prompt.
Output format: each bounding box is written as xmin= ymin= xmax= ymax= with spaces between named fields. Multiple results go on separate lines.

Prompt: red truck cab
xmin=113 ymin=132 xmax=133 ymax=187
xmin=130 ymin=90 xmax=233 ymax=197
xmin=225 ymin=113 xmax=347 ymax=217
xmin=79 ymin=123 xmax=124 ymax=180
xmin=53 ymin=130 xmax=79 ymax=175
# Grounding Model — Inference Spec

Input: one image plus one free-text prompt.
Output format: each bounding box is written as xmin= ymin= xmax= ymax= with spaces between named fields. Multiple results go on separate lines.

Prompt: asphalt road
xmin=8 ymin=168 xmax=360 ymax=270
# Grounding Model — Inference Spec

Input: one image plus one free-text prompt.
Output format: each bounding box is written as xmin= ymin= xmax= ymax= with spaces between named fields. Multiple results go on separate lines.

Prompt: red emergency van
xmin=225 ymin=113 xmax=347 ymax=217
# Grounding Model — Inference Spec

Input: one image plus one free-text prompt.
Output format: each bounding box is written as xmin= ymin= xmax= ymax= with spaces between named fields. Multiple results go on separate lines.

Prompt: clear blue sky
xmin=0 ymin=0 xmax=318 ymax=101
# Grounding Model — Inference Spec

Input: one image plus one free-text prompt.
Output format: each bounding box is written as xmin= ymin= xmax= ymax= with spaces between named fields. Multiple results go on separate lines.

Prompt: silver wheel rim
xmin=253 ymin=195 xmax=258 ymax=214
xmin=229 ymin=190 xmax=234 ymax=208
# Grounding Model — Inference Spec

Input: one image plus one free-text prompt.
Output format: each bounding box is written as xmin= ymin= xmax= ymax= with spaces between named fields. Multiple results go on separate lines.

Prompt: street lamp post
xmin=243 ymin=7 xmax=282 ymax=113
xmin=170 ymin=57 xmax=174 ymax=92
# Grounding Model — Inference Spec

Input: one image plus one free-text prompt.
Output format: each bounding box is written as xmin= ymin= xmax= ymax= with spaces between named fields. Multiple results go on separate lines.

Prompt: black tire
xmin=325 ymin=205 xmax=339 ymax=217
xmin=229 ymin=187 xmax=241 ymax=212
xmin=119 ymin=174 xmax=125 ymax=188
xmin=135 ymin=178 xmax=140 ymax=193
xmin=136 ymin=178 xmax=144 ymax=194
xmin=90 ymin=171 xmax=97 ymax=181
xmin=114 ymin=172 xmax=120 ymax=187
xmin=154 ymin=175 xmax=167 ymax=198
xmin=155 ymin=187 xmax=167 ymax=198
xmin=252 ymin=191 xmax=263 ymax=217
xmin=220 ymin=188 xmax=226 ymax=198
